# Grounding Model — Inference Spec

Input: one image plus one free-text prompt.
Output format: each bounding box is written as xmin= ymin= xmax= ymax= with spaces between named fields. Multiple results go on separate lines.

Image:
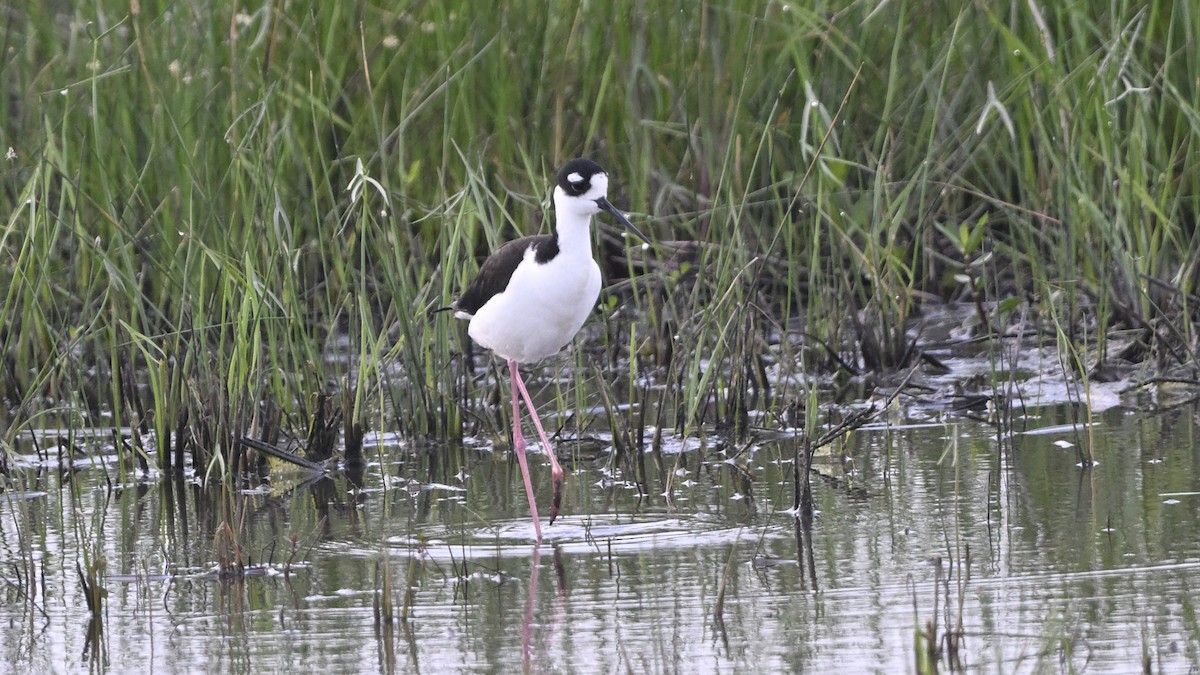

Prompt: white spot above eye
xmin=567 ymin=172 xmax=583 ymax=184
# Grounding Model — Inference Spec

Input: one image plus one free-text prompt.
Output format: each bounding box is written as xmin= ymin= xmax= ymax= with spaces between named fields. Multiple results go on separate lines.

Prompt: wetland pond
xmin=4 ymin=326 xmax=1200 ymax=673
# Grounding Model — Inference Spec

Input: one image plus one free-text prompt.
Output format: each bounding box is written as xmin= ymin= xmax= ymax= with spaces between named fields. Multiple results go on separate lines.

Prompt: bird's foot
xmin=548 ymin=469 xmax=563 ymax=525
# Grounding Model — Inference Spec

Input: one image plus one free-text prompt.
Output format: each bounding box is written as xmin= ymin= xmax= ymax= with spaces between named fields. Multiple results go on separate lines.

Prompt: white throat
xmin=553 ymin=187 xmax=602 ymax=258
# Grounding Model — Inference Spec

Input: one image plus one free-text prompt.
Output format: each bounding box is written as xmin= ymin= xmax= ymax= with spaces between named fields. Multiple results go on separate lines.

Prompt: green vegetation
xmin=2 ymin=1 xmax=1197 ymax=476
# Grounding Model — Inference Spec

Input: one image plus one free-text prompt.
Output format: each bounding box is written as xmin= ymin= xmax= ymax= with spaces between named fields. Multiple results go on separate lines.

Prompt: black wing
xmin=453 ymin=234 xmax=558 ymax=316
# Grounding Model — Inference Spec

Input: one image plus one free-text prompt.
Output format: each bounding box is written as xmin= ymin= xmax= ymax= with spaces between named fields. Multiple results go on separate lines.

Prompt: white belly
xmin=468 ymin=252 xmax=602 ymax=363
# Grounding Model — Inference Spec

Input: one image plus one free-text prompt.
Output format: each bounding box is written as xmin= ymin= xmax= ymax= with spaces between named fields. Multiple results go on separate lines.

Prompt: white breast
xmin=467 ymin=246 xmax=602 ymax=364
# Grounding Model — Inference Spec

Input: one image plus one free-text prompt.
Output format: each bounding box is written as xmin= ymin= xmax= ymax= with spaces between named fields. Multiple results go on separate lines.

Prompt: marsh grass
xmin=2 ymin=0 xmax=1199 ymax=490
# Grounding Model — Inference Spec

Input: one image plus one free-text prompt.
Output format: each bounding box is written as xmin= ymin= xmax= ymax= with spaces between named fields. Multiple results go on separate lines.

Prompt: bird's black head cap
xmin=556 ymin=158 xmax=606 ymax=197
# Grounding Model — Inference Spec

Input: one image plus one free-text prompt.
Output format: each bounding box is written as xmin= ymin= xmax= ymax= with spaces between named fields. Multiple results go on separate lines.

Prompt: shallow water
xmin=4 ymin=390 xmax=1200 ymax=672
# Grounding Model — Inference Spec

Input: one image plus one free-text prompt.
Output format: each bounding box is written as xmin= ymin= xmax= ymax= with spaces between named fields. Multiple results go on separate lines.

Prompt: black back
xmin=453 ymin=234 xmax=558 ymax=316
xmin=450 ymin=158 xmax=602 ymax=316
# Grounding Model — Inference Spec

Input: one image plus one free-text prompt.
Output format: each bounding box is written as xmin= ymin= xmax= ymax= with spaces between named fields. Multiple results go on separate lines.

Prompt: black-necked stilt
xmin=447 ymin=158 xmax=647 ymax=541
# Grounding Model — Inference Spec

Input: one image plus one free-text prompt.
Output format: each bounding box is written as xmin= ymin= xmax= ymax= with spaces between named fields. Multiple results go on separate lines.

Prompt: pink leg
xmin=522 ymin=543 xmax=541 ymax=670
xmin=509 ymin=360 xmax=543 ymax=541
xmin=510 ymin=362 xmax=564 ymax=525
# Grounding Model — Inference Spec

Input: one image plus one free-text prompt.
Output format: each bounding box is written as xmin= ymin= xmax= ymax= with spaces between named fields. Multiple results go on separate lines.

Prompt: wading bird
xmin=445 ymin=158 xmax=647 ymax=541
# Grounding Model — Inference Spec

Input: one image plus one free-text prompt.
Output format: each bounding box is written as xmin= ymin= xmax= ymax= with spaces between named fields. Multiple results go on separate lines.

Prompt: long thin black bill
xmin=596 ymin=197 xmax=649 ymax=244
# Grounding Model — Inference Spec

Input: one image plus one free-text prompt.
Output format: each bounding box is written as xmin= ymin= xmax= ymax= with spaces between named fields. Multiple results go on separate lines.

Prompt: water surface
xmin=3 ymin=386 xmax=1200 ymax=672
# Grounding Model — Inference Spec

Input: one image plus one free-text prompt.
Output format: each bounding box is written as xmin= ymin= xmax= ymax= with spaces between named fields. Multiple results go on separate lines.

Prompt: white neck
xmin=552 ymin=192 xmax=595 ymax=259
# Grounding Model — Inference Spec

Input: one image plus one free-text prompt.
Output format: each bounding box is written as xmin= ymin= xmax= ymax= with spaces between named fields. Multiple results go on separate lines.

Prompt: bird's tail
xmin=429 ymin=302 xmax=472 ymax=319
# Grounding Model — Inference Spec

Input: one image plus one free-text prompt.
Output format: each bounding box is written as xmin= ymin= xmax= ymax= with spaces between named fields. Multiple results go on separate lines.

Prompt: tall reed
xmin=1 ymin=1 xmax=1196 ymax=468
